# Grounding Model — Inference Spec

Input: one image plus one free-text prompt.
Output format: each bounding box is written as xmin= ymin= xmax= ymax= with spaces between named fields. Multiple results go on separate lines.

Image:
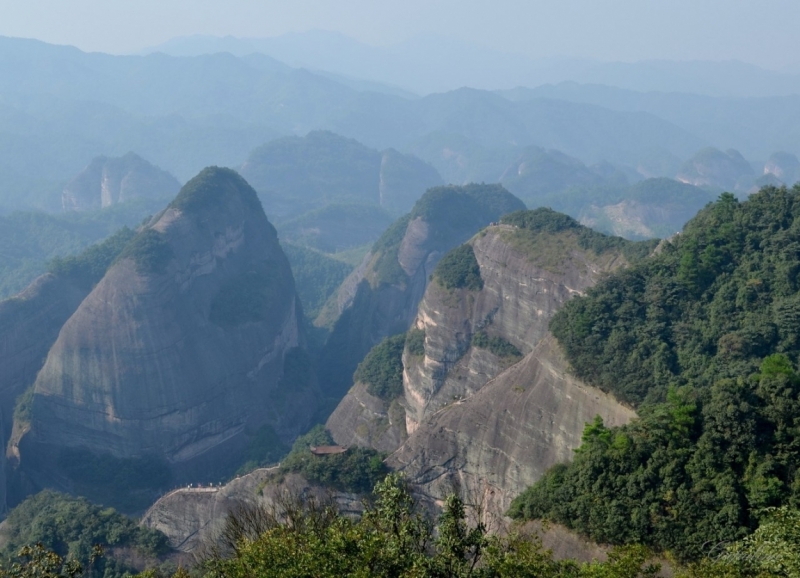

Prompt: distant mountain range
xmin=2 ymin=34 xmax=800 ymax=217
xmin=143 ymin=30 xmax=800 ymax=98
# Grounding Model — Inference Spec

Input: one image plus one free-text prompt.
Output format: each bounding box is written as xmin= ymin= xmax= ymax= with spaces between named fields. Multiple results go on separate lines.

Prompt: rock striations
xmin=16 ymin=168 xmax=315 ymax=498
xmin=315 ymin=184 xmax=525 ymax=403
xmin=62 ymin=152 xmax=181 ymax=212
xmin=328 ymin=208 xmax=646 ymax=519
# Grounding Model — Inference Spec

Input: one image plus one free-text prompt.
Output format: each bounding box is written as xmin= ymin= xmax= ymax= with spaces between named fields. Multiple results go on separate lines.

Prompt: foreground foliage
xmin=513 ymin=186 xmax=800 ymax=563
xmin=203 ymin=474 xmax=662 ymax=578
xmin=0 ymin=491 xmax=169 ymax=578
xmin=277 ymin=425 xmax=389 ymax=493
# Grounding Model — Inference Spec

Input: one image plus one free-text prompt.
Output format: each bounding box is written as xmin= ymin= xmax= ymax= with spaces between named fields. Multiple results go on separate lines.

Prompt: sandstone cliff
xmin=18 ymin=168 xmax=316 ymax=501
xmin=141 ymin=469 xmax=361 ymax=554
xmin=389 ymin=335 xmax=635 ymax=519
xmin=328 ymin=209 xmax=644 ymax=522
xmin=62 ymin=152 xmax=180 ymax=212
xmin=315 ymin=185 xmax=525 ymax=404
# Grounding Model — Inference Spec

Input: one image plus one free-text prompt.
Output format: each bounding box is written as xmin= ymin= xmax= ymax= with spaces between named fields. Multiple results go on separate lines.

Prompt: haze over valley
xmin=2 ymin=3 xmax=800 ymax=576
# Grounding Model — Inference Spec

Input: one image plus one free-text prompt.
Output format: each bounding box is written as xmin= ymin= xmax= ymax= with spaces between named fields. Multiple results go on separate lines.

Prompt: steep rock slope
xmin=402 ymin=214 xmax=639 ymax=432
xmin=330 ymin=208 xmax=648 ymax=519
xmin=18 ymin=168 xmax=315 ymax=494
xmin=62 ymin=152 xmax=181 ymax=212
xmin=389 ymin=335 xmax=635 ymax=519
xmin=141 ymin=469 xmax=361 ymax=553
xmin=315 ymin=184 xmax=525 ymax=404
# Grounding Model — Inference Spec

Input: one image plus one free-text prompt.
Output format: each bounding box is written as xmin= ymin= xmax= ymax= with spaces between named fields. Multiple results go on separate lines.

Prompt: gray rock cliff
xmin=315 ymin=185 xmax=525 ymax=403
xmin=19 ymin=168 xmax=316 ymax=494
xmin=62 ymin=152 xmax=181 ymax=212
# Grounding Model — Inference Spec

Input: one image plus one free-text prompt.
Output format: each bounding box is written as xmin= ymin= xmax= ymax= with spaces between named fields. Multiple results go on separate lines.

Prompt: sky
xmin=2 ymin=0 xmax=800 ymax=70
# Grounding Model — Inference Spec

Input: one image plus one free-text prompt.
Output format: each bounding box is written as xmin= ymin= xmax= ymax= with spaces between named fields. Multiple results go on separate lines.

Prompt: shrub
xmin=278 ymin=426 xmax=388 ymax=494
xmin=353 ymin=334 xmax=406 ymax=400
xmin=434 ymin=244 xmax=483 ymax=291
xmin=115 ymin=228 xmax=173 ymax=274
xmin=405 ymin=328 xmax=425 ymax=357
xmin=471 ymin=331 xmax=522 ymax=359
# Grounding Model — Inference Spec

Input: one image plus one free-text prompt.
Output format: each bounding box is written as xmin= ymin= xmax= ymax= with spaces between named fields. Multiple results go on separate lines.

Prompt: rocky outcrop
xmin=325 ymin=382 xmax=407 ymax=453
xmin=18 ymin=168 xmax=316 ymax=494
xmin=62 ymin=152 xmax=180 ymax=212
xmin=763 ymin=151 xmax=800 ymax=185
xmin=326 ymin=208 xmax=641 ymax=524
xmin=389 ymin=335 xmax=635 ymax=520
xmin=316 ymin=185 xmax=525 ymax=402
xmin=676 ymin=147 xmax=755 ymax=192
xmin=403 ymin=221 xmax=629 ymax=432
xmin=141 ymin=469 xmax=361 ymax=554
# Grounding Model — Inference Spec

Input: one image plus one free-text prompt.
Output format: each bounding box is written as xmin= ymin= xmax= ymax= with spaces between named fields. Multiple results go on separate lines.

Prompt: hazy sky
xmin=2 ymin=0 xmax=800 ymax=69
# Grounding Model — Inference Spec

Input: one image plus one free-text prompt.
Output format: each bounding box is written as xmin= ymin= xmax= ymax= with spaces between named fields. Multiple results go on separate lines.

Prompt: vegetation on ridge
xmin=353 ymin=333 xmax=406 ymax=401
xmin=276 ymin=425 xmax=388 ymax=494
xmin=170 ymin=166 xmax=263 ymax=216
xmin=511 ymin=186 xmax=800 ymax=562
xmin=434 ymin=244 xmax=484 ymax=291
xmin=0 ymin=490 xmax=170 ymax=578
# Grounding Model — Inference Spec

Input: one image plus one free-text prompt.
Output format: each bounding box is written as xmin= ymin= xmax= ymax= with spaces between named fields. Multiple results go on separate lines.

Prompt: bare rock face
xmin=141 ymin=470 xmax=361 ymax=554
xmin=389 ymin=335 xmax=635 ymax=520
xmin=325 ymin=381 xmax=407 ymax=453
xmin=20 ymin=168 xmax=316 ymax=492
xmin=316 ymin=184 xmax=525 ymax=402
xmin=404 ymin=223 xmax=628 ymax=432
xmin=327 ymin=208 xmax=641 ymax=526
xmin=62 ymin=152 xmax=181 ymax=212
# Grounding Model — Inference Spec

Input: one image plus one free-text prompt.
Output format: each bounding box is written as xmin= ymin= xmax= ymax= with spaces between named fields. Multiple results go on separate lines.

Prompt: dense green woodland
xmin=0 ymin=491 xmax=170 ymax=578
xmin=6 ymin=478 xmax=799 ymax=577
xmin=512 ymin=186 xmax=800 ymax=562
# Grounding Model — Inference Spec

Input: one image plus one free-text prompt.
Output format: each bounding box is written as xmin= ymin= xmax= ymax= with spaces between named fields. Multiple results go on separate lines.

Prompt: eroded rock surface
xmin=404 ymin=223 xmax=628 ymax=431
xmin=389 ymin=335 xmax=635 ymax=519
xmin=20 ymin=168 xmax=316 ymax=490
xmin=62 ymin=152 xmax=180 ymax=211
xmin=141 ymin=470 xmax=361 ymax=554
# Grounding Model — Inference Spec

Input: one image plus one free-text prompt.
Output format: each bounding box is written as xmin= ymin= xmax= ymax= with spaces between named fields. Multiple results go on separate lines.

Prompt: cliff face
xmin=326 ymin=209 xmax=641 ymax=521
xmin=62 ymin=152 xmax=180 ymax=212
xmin=403 ymin=223 xmax=628 ymax=432
xmin=316 ymin=185 xmax=525 ymax=402
xmin=389 ymin=335 xmax=635 ymax=519
xmin=20 ymin=168 xmax=314 ymax=490
xmin=141 ymin=470 xmax=361 ymax=553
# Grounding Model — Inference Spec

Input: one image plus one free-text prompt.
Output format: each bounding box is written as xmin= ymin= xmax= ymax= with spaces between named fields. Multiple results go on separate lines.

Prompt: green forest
xmin=511 ymin=186 xmax=800 ymax=563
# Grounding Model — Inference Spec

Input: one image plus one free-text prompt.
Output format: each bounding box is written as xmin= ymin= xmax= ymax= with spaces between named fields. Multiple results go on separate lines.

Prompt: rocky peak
xmin=315 ymin=184 xmax=524 ymax=402
xmin=327 ymin=208 xmax=645 ymax=519
xmin=18 ymin=168 xmax=314 ymax=506
xmin=676 ymin=147 xmax=755 ymax=192
xmin=62 ymin=152 xmax=180 ymax=212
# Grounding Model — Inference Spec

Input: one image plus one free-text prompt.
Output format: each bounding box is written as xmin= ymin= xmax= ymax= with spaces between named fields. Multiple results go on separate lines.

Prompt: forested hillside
xmin=511 ymin=185 xmax=800 ymax=561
